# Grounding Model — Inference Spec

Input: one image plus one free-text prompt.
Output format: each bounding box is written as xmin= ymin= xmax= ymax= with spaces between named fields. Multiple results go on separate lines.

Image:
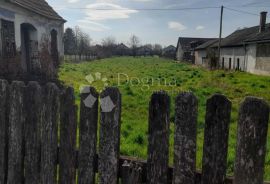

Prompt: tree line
xmin=63 ymin=27 xmax=176 ymax=60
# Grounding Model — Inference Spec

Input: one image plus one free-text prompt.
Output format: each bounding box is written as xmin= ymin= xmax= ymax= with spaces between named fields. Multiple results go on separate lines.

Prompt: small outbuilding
xmin=0 ymin=0 xmax=66 ymax=80
xmin=163 ymin=45 xmax=176 ymax=59
xmin=176 ymin=37 xmax=216 ymax=63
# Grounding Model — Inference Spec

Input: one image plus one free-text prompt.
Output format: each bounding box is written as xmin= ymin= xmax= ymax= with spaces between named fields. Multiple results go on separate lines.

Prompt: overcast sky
xmin=47 ymin=0 xmax=270 ymax=46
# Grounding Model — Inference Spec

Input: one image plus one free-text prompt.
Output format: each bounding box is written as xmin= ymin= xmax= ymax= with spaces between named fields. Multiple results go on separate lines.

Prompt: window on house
xmin=1 ymin=19 xmax=16 ymax=59
xmin=229 ymin=58 xmax=232 ymax=69
xmin=222 ymin=57 xmax=225 ymax=69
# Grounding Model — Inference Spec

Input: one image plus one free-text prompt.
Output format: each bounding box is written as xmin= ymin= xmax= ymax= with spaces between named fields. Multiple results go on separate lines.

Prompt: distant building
xmin=115 ymin=43 xmax=131 ymax=56
xmin=163 ymin=45 xmax=176 ymax=59
xmin=176 ymin=37 xmax=215 ymax=63
xmin=194 ymin=39 xmax=219 ymax=67
xmin=137 ymin=46 xmax=153 ymax=56
xmin=0 ymin=0 xmax=65 ymax=79
xmin=195 ymin=12 xmax=270 ymax=75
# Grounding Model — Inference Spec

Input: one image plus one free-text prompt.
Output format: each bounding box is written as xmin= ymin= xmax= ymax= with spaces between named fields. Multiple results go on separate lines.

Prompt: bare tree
xmin=129 ymin=35 xmax=140 ymax=57
xmin=73 ymin=26 xmax=92 ymax=60
xmin=101 ymin=36 xmax=117 ymax=57
xmin=153 ymin=44 xmax=163 ymax=56
xmin=102 ymin=36 xmax=116 ymax=47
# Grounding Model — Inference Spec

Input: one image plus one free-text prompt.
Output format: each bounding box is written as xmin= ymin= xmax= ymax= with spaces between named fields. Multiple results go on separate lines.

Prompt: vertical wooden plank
xmin=173 ymin=92 xmax=198 ymax=184
xmin=99 ymin=87 xmax=121 ymax=184
xmin=147 ymin=91 xmax=170 ymax=184
xmin=78 ymin=86 xmax=99 ymax=184
xmin=7 ymin=81 xmax=25 ymax=184
xmin=201 ymin=94 xmax=231 ymax=184
xmin=0 ymin=80 xmax=9 ymax=184
xmin=234 ymin=97 xmax=269 ymax=184
xmin=40 ymin=83 xmax=59 ymax=184
xmin=121 ymin=160 xmax=142 ymax=184
xmin=24 ymin=81 xmax=42 ymax=184
xmin=59 ymin=87 xmax=77 ymax=184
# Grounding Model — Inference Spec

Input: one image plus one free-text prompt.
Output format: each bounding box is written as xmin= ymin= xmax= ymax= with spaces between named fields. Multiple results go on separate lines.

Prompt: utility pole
xmin=218 ymin=5 xmax=224 ymax=69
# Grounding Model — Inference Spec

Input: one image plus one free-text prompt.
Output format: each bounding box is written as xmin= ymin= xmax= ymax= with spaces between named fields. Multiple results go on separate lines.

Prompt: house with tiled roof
xmin=0 ymin=0 xmax=66 ymax=80
xmin=176 ymin=37 xmax=216 ymax=63
xmin=194 ymin=39 xmax=219 ymax=67
xmin=195 ymin=12 xmax=270 ymax=75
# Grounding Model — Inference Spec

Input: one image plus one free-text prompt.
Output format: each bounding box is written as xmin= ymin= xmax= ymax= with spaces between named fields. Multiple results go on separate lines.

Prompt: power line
xmin=55 ymin=6 xmax=220 ymax=11
xmin=224 ymin=7 xmax=260 ymax=16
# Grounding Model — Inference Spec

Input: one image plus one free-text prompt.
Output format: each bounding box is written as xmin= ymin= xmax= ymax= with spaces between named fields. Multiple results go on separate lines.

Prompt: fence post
xmin=24 ymin=82 xmax=42 ymax=184
xmin=78 ymin=86 xmax=99 ymax=184
xmin=99 ymin=87 xmax=121 ymax=184
xmin=147 ymin=91 xmax=170 ymax=184
xmin=59 ymin=87 xmax=77 ymax=184
xmin=0 ymin=80 xmax=8 ymax=184
xmin=173 ymin=92 xmax=198 ymax=184
xmin=234 ymin=97 xmax=269 ymax=184
xmin=7 ymin=81 xmax=25 ymax=184
xmin=201 ymin=94 xmax=231 ymax=184
xmin=40 ymin=83 xmax=59 ymax=184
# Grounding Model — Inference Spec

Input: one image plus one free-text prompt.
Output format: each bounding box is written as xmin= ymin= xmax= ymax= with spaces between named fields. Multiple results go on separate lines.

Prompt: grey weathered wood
xmin=173 ymin=92 xmax=198 ymax=184
xmin=24 ymin=82 xmax=42 ymax=184
xmin=0 ymin=80 xmax=8 ymax=184
xmin=99 ymin=87 xmax=121 ymax=184
xmin=201 ymin=94 xmax=231 ymax=184
xmin=78 ymin=86 xmax=99 ymax=184
xmin=40 ymin=83 xmax=59 ymax=184
xmin=234 ymin=97 xmax=270 ymax=184
xmin=147 ymin=91 xmax=170 ymax=184
xmin=7 ymin=81 xmax=25 ymax=184
xmin=121 ymin=160 xmax=142 ymax=184
xmin=59 ymin=87 xmax=77 ymax=184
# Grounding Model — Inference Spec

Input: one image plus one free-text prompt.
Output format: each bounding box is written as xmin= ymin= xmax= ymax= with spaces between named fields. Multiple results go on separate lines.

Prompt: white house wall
xmin=220 ymin=47 xmax=245 ymax=70
xmin=245 ymin=44 xmax=257 ymax=73
xmin=176 ymin=43 xmax=183 ymax=61
xmin=195 ymin=50 xmax=206 ymax=65
xmin=0 ymin=2 xmax=64 ymax=57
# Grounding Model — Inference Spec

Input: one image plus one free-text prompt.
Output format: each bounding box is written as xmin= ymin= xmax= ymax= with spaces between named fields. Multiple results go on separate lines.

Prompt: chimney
xmin=259 ymin=11 xmax=267 ymax=33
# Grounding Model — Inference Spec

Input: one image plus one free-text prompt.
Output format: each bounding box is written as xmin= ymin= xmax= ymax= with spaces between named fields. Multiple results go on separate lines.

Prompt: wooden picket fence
xmin=0 ymin=79 xmax=269 ymax=184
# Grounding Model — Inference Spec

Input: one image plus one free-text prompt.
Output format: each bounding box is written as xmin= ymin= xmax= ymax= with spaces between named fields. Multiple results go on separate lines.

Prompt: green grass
xmin=59 ymin=56 xmax=270 ymax=180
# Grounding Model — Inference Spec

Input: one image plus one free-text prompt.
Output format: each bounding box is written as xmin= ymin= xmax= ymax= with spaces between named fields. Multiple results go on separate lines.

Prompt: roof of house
xmin=211 ymin=23 xmax=270 ymax=47
xmin=9 ymin=0 xmax=65 ymax=21
xmin=163 ymin=45 xmax=176 ymax=52
xmin=176 ymin=37 xmax=216 ymax=52
xmin=116 ymin=43 xmax=129 ymax=49
xmin=195 ymin=39 xmax=219 ymax=50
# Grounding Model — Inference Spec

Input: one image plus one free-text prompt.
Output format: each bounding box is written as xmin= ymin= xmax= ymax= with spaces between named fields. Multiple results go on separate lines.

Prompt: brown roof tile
xmin=10 ymin=0 xmax=65 ymax=21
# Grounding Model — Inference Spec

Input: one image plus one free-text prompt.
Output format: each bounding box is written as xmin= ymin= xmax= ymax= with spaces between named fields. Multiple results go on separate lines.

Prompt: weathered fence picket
xmin=40 ymin=83 xmax=59 ymax=184
xmin=0 ymin=80 xmax=8 ymax=184
xmin=0 ymin=79 xmax=269 ymax=184
xmin=173 ymin=92 xmax=198 ymax=184
xmin=147 ymin=91 xmax=170 ymax=184
xmin=24 ymin=82 xmax=42 ymax=184
xmin=99 ymin=87 xmax=121 ymax=184
xmin=78 ymin=87 xmax=99 ymax=184
xmin=59 ymin=87 xmax=77 ymax=184
xmin=121 ymin=160 xmax=143 ymax=184
xmin=234 ymin=97 xmax=270 ymax=184
xmin=7 ymin=81 xmax=25 ymax=184
xmin=202 ymin=94 xmax=232 ymax=184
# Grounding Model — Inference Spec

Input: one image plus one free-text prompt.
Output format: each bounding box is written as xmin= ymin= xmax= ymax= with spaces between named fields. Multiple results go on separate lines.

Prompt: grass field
xmin=59 ymin=56 xmax=270 ymax=180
